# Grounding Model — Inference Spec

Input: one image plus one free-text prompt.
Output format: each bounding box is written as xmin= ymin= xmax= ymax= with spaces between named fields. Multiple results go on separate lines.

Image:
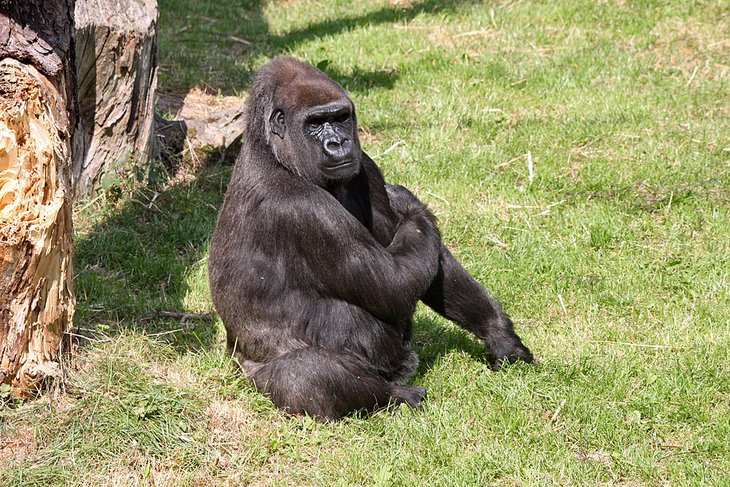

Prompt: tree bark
xmin=0 ymin=1 xmax=76 ymax=396
xmin=73 ymin=0 xmax=158 ymax=196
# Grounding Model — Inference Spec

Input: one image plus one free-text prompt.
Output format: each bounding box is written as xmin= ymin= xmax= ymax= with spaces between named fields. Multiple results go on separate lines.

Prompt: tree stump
xmin=73 ymin=0 xmax=158 ymax=196
xmin=0 ymin=2 xmax=76 ymax=396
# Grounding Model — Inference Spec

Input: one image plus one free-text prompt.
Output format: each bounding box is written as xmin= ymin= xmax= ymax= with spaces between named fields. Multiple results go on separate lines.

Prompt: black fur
xmin=209 ymin=57 xmax=533 ymax=420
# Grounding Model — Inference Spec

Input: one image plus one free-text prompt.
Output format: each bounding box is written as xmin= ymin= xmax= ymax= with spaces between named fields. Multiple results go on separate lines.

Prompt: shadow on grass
xmin=412 ymin=315 xmax=488 ymax=376
xmin=73 ymin=164 xmax=232 ymax=352
xmin=158 ymin=0 xmax=479 ymax=94
xmin=267 ymin=0 xmax=479 ymax=53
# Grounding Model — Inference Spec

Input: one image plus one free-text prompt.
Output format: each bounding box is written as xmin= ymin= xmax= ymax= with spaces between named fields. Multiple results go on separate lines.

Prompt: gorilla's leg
xmin=243 ymin=347 xmax=426 ymax=420
xmin=421 ymin=245 xmax=534 ymax=369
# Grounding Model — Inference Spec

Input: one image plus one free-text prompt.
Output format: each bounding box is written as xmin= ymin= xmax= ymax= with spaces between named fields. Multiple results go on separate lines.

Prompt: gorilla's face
xmin=269 ymin=86 xmax=362 ymax=187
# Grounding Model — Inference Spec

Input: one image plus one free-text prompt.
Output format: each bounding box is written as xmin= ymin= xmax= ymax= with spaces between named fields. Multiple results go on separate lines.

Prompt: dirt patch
xmin=203 ymin=399 xmax=275 ymax=480
xmin=157 ymin=87 xmax=244 ymax=120
xmin=575 ymin=449 xmax=614 ymax=466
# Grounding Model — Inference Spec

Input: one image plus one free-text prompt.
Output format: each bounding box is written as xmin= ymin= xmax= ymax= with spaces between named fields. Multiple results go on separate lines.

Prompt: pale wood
xmin=0 ymin=59 xmax=75 ymax=397
xmin=157 ymin=88 xmax=246 ymax=173
xmin=0 ymin=1 xmax=76 ymax=396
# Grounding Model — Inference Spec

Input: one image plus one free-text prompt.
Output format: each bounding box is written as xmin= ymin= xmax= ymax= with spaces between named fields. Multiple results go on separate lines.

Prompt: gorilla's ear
xmin=270 ymin=109 xmax=285 ymax=139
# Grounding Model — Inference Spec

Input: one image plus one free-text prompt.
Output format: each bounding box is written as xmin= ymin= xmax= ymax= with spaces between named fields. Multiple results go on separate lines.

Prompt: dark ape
xmin=209 ymin=57 xmax=533 ymax=420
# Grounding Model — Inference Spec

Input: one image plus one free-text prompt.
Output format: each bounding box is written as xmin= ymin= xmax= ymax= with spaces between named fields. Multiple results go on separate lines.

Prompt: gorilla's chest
xmin=334 ymin=179 xmax=396 ymax=248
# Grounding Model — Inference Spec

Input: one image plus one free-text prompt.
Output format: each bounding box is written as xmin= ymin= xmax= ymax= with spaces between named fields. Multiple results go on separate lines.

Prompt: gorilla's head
xmin=246 ymin=57 xmax=363 ymax=187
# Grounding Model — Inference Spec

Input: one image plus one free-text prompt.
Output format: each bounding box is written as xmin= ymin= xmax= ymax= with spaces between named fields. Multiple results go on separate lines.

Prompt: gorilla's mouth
xmin=324 ymin=160 xmax=359 ymax=180
xmin=325 ymin=160 xmax=355 ymax=171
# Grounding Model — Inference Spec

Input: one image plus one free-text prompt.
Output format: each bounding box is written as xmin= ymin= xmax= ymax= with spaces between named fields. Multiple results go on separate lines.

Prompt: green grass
xmin=2 ymin=0 xmax=728 ymax=484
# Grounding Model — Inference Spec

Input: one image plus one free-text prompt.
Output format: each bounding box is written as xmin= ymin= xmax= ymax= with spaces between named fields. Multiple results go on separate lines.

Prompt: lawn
xmin=1 ymin=0 xmax=728 ymax=485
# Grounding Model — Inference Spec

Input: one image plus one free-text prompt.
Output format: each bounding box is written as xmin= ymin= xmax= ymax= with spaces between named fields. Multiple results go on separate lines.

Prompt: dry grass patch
xmin=0 ymin=421 xmax=35 ymax=467
xmin=649 ymin=17 xmax=730 ymax=82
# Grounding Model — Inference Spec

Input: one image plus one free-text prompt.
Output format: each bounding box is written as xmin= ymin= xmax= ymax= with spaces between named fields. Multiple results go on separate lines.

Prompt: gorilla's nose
xmin=324 ymin=138 xmax=352 ymax=159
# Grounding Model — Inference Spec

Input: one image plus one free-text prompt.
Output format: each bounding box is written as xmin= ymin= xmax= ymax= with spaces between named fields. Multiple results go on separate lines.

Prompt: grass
xmin=2 ymin=0 xmax=729 ymax=484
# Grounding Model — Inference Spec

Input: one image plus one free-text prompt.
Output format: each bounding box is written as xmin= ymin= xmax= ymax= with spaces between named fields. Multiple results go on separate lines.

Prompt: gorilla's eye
xmin=334 ymin=113 xmax=350 ymax=124
xmin=307 ymin=117 xmax=324 ymax=130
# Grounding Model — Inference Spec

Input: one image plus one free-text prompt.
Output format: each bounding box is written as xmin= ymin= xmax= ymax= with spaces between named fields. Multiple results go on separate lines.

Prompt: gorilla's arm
xmin=382 ymin=183 xmax=534 ymax=369
xmin=421 ymin=245 xmax=534 ymax=368
xmin=270 ymin=185 xmax=441 ymax=323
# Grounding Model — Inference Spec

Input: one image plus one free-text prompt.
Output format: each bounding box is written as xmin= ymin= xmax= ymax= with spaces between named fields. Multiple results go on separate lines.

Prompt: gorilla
xmin=209 ymin=57 xmax=533 ymax=420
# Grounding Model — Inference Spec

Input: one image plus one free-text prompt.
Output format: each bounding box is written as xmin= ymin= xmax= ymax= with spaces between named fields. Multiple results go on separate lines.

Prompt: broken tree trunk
xmin=73 ymin=0 xmax=158 ymax=196
xmin=0 ymin=2 xmax=76 ymax=396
